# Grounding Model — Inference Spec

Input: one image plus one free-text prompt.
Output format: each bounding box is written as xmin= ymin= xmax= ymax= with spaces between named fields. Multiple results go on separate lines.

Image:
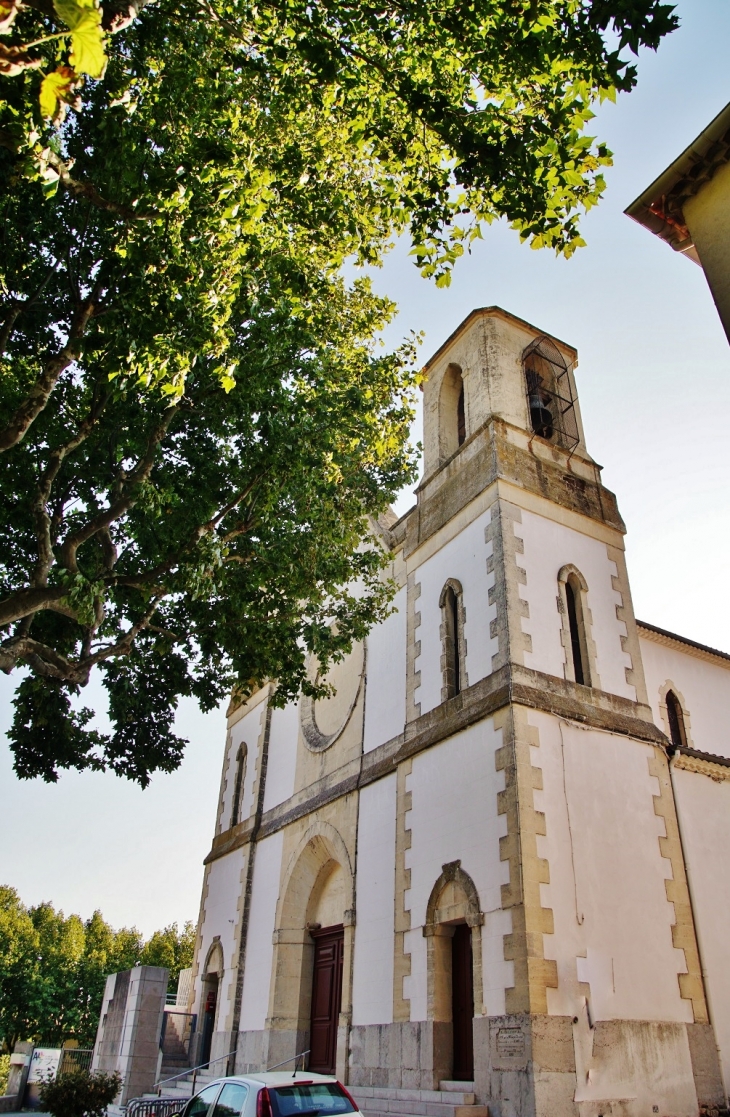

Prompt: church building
xmin=187 ymin=307 xmax=730 ymax=1117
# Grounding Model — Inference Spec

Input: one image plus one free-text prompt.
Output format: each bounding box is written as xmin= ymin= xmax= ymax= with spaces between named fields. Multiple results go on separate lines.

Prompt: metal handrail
xmin=266 ymin=1050 xmax=310 ymax=1073
xmin=155 ymin=1049 xmax=238 ymax=1096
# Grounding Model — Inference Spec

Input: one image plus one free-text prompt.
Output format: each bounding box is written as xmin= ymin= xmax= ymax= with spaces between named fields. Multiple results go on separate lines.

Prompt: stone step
xmin=349 ymin=1090 xmax=486 ymax=1117
xmin=356 ymin=1109 xmax=488 ymax=1117
xmin=350 ymin=1088 xmax=477 ymax=1107
xmin=439 ymin=1084 xmax=474 ymax=1094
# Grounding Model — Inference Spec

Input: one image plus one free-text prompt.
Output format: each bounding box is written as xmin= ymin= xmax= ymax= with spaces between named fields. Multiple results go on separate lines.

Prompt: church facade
xmin=187 ymin=307 xmax=730 ymax=1117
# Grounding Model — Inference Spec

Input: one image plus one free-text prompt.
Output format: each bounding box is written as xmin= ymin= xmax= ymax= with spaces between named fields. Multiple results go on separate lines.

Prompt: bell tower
xmin=393 ymin=306 xmax=716 ymax=1116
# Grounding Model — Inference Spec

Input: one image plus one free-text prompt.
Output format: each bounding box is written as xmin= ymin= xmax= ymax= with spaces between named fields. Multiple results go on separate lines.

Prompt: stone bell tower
xmin=393 ymin=307 xmax=719 ymax=1117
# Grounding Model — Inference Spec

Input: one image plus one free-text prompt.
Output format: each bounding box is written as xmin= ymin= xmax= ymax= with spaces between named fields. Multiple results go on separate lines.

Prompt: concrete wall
xmin=363 ymin=588 xmax=407 ymax=753
xmin=404 ymin=718 xmax=512 ymax=1019
xmin=218 ymin=702 xmax=265 ymax=833
xmin=672 ymin=765 xmax=730 ymax=1096
xmin=518 ymin=511 xmax=634 ymax=700
xmin=192 ymin=847 xmax=246 ymax=1022
xmin=531 ymin=712 xmax=692 ymax=1025
xmin=263 ymin=702 xmax=299 ymax=810
xmin=239 ymin=831 xmax=285 ymax=1032
xmin=91 ymin=966 xmax=168 ymax=1104
xmin=414 ymin=507 xmax=497 ymax=715
xmin=352 ymin=774 xmax=397 ymax=1025
xmin=640 ymin=631 xmax=730 ymax=758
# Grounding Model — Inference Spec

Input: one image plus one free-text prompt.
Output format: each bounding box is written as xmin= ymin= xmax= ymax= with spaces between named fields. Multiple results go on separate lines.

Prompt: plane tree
xmin=0 ymin=0 xmax=678 ymax=783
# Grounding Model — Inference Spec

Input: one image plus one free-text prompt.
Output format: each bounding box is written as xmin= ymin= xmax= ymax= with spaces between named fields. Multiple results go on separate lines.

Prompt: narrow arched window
xmin=666 ymin=691 xmax=687 ymax=751
xmin=439 ymin=364 xmax=466 ymax=461
xmin=457 ymin=382 xmax=466 ymax=447
xmin=440 ymin=580 xmax=465 ymax=701
xmin=558 ymin=568 xmax=591 ymax=688
xmin=565 ymin=580 xmax=585 ymax=685
xmin=230 ymin=744 xmax=247 ymax=827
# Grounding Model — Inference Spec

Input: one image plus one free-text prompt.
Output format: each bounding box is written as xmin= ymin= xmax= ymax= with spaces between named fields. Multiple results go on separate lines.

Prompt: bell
xmin=529 ymin=393 xmax=554 ymax=439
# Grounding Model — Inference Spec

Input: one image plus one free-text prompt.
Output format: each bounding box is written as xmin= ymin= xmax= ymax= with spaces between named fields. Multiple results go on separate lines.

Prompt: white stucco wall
xmin=220 ymin=703 xmax=265 ymax=830
xmin=263 ymin=701 xmax=299 ymax=811
xmin=531 ymin=713 xmax=692 ymax=1024
xmin=414 ymin=508 xmax=497 ymax=715
xmin=352 ymin=774 xmax=397 ymax=1024
xmin=363 ymin=588 xmax=407 ymax=753
xmin=239 ymin=830 xmax=285 ymax=1031
xmin=672 ymin=766 xmax=730 ymax=1095
xmin=195 ymin=848 xmax=247 ymax=1021
xmin=403 ymin=718 xmax=513 ymax=1019
xmin=517 ymin=510 xmax=635 ymax=699
xmin=640 ymin=634 xmax=730 ymax=759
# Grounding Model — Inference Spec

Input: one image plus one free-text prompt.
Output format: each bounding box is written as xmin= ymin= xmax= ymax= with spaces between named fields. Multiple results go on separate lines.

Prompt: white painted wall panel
xmin=263 ymin=702 xmax=299 ymax=811
xmin=517 ymin=510 xmax=635 ymax=700
xmin=532 ymin=713 xmax=692 ymax=1024
xmin=363 ymin=588 xmax=407 ymax=753
xmin=672 ymin=767 xmax=730 ymax=1094
xmin=640 ymin=635 xmax=730 ymax=759
xmin=403 ymin=719 xmax=511 ymax=1019
xmin=220 ymin=704 xmax=264 ymax=830
xmin=352 ymin=775 xmax=397 ymax=1024
xmin=414 ymin=509 xmax=496 ymax=716
xmin=194 ymin=848 xmax=246 ymax=1021
xmin=239 ymin=830 xmax=285 ymax=1031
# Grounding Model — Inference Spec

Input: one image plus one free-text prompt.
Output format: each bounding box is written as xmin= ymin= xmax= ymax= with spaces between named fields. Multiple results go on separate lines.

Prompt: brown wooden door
xmin=451 ymin=923 xmax=474 ymax=1081
xmin=309 ymin=925 xmax=344 ymax=1073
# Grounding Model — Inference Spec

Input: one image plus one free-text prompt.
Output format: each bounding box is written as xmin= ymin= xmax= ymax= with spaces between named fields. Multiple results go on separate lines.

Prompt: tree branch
xmin=57 ymin=402 xmax=180 ymax=572
xmin=0 ymin=586 xmax=67 ymax=629
xmin=33 ymin=384 xmax=111 ymax=587
xmin=40 ymin=150 xmax=147 ymax=220
xmin=0 ymin=286 xmax=100 ymax=453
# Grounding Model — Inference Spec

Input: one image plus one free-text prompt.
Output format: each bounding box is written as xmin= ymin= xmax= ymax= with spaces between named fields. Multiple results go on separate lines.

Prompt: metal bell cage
xmin=522 ymin=335 xmax=580 ymax=453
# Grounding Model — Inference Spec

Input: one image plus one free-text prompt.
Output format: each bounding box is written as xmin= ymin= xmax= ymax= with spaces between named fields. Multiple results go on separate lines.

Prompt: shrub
xmin=38 ymin=1068 xmax=122 ymax=1117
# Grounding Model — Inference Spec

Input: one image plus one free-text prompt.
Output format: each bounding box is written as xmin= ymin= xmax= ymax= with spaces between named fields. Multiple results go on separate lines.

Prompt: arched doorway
xmin=199 ymin=942 xmax=223 ymax=1067
xmin=424 ymin=862 xmax=483 ymax=1084
xmin=268 ymin=825 xmax=354 ymax=1080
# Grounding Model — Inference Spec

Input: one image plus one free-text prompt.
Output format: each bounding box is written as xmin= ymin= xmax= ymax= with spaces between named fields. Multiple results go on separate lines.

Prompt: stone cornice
xmin=204 ymin=664 xmax=666 ymax=865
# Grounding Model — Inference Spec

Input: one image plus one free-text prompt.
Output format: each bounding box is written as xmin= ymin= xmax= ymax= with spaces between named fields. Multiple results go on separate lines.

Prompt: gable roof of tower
xmin=421 ymin=305 xmax=578 ymax=374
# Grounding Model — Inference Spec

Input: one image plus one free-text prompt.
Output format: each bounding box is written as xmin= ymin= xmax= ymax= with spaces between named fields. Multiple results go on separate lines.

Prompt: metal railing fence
xmin=57 ymin=1049 xmax=94 ymax=1077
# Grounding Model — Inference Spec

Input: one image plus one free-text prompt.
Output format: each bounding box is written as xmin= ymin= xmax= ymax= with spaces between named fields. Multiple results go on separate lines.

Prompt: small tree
xmin=39 ymin=1069 xmax=122 ymax=1117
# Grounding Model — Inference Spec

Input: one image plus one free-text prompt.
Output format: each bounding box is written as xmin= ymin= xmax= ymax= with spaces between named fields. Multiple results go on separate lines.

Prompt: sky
xmin=1 ymin=0 xmax=729 ymax=938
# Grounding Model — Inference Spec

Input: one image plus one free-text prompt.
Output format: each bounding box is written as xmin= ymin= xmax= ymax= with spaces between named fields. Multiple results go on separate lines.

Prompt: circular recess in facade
xmin=300 ymin=641 xmax=365 ymax=751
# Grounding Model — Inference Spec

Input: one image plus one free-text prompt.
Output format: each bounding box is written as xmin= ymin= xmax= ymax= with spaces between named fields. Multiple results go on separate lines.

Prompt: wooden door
xmin=451 ymin=924 xmax=474 ymax=1081
xmin=309 ymin=925 xmax=344 ymax=1073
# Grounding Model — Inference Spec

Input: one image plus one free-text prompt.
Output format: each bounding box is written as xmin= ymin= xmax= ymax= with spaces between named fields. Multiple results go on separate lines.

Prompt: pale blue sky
xmin=1 ymin=0 xmax=729 ymax=937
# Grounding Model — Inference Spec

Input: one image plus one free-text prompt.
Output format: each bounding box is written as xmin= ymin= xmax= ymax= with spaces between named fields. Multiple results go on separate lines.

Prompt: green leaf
xmin=53 ymin=0 xmax=105 ymax=77
xmin=39 ymin=66 xmax=77 ymax=120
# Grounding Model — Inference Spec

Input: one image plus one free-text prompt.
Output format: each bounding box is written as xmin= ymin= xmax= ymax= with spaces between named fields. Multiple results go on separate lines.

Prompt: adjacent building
xmin=625 ymin=100 xmax=730 ymax=342
xmin=186 ymin=307 xmax=730 ymax=1117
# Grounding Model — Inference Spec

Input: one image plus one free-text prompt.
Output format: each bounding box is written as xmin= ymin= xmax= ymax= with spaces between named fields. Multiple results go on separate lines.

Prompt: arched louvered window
xmin=666 ymin=690 xmax=687 ymax=751
xmin=230 ymin=744 xmax=247 ymax=828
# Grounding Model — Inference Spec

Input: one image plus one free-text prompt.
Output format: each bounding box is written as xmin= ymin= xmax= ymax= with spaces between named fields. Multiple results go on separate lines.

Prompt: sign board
xmin=27 ymin=1048 xmax=62 ymax=1084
